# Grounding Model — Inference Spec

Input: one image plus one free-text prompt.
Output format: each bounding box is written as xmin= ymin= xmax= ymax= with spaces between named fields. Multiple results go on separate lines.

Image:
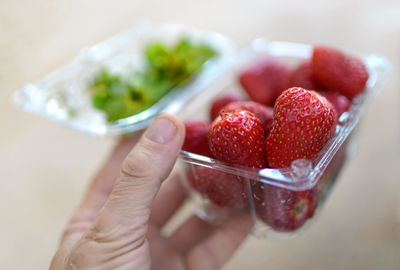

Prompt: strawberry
xmin=319 ymin=91 xmax=351 ymax=118
xmin=209 ymin=110 xmax=267 ymax=169
xmin=288 ymin=60 xmax=319 ymax=90
xmin=210 ymin=92 xmax=244 ymax=120
xmin=183 ymin=120 xmax=212 ymax=157
xmin=266 ymin=87 xmax=337 ymax=168
xmin=253 ymin=183 xmax=318 ymax=232
xmin=188 ymin=165 xmax=249 ymax=209
xmin=239 ymin=58 xmax=290 ymax=106
xmin=219 ymin=101 xmax=274 ymax=138
xmin=312 ymin=45 xmax=369 ymax=99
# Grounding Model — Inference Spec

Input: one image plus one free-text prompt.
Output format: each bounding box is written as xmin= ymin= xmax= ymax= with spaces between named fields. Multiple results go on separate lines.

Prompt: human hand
xmin=50 ymin=114 xmax=249 ymax=270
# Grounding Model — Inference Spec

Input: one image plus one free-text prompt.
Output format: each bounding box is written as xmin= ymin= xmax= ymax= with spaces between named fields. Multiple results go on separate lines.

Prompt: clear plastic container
xmin=13 ymin=25 xmax=390 ymax=237
xmin=12 ymin=21 xmax=236 ymax=136
xmin=174 ymin=39 xmax=390 ymax=238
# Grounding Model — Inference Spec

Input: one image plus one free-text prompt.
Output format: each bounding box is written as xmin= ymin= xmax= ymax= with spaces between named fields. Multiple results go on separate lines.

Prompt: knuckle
xmin=120 ymin=142 xmax=156 ymax=180
xmin=66 ymin=222 xmax=148 ymax=269
xmin=65 ymin=225 xmax=115 ymax=268
xmin=66 ymin=243 xmax=93 ymax=269
xmin=60 ymin=221 xmax=92 ymax=243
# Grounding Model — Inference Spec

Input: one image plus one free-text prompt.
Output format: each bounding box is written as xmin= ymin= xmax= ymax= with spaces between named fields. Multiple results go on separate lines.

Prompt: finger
xmin=56 ymin=134 xmax=142 ymax=252
xmin=93 ymin=114 xmax=185 ymax=235
xmin=77 ymin=133 xmax=143 ymax=218
xmin=82 ymin=134 xmax=143 ymax=209
xmin=51 ymin=134 xmax=142 ymax=268
xmin=63 ymin=115 xmax=184 ymax=269
xmin=149 ymin=174 xmax=187 ymax=228
xmin=61 ymin=134 xmax=141 ymax=234
xmin=169 ymin=215 xmax=213 ymax=253
xmin=185 ymin=213 xmax=252 ymax=270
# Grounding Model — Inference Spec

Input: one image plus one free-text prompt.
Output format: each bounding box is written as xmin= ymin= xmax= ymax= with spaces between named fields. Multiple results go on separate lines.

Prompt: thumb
xmin=63 ymin=114 xmax=185 ymax=269
xmin=88 ymin=114 xmax=184 ymax=242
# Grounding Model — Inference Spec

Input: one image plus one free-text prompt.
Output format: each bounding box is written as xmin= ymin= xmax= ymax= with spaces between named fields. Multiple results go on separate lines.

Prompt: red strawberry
xmin=319 ymin=91 xmax=351 ymax=118
xmin=288 ymin=60 xmax=319 ymax=90
xmin=239 ymin=58 xmax=290 ymax=106
xmin=312 ymin=45 xmax=369 ymax=99
xmin=210 ymin=92 xmax=244 ymax=120
xmin=266 ymin=87 xmax=337 ymax=168
xmin=209 ymin=110 xmax=267 ymax=169
xmin=188 ymin=166 xmax=249 ymax=209
xmin=183 ymin=120 xmax=212 ymax=157
xmin=219 ymin=101 xmax=274 ymax=138
xmin=253 ymin=183 xmax=318 ymax=232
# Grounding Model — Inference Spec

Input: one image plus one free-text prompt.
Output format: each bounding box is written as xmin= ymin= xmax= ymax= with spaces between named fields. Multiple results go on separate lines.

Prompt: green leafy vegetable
xmin=89 ymin=38 xmax=217 ymax=122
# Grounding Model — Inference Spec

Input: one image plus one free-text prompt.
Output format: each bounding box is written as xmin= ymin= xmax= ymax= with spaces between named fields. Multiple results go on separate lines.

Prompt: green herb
xmin=88 ymin=38 xmax=217 ymax=122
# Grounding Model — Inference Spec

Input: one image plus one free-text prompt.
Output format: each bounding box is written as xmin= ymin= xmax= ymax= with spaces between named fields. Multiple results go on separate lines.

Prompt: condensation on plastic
xmin=12 ymin=21 xmax=236 ymax=136
xmin=175 ymin=39 xmax=390 ymax=238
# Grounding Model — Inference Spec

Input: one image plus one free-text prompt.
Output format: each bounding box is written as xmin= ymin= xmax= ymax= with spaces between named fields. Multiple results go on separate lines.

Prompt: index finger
xmin=64 ymin=133 xmax=142 ymax=236
xmin=54 ymin=133 xmax=143 ymax=256
xmin=79 ymin=133 xmax=143 ymax=213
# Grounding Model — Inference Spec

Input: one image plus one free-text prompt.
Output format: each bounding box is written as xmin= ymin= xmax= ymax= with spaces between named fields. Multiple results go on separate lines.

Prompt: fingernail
xmin=145 ymin=117 xmax=177 ymax=144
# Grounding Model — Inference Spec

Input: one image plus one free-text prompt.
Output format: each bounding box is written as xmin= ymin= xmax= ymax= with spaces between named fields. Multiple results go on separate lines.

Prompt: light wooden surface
xmin=1 ymin=1 xmax=399 ymax=269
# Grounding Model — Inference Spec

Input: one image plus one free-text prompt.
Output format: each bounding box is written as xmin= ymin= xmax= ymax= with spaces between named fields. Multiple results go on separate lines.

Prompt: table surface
xmin=1 ymin=0 xmax=400 ymax=269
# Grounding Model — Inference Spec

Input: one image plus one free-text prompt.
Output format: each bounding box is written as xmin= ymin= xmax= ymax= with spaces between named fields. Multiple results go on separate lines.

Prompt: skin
xmin=50 ymin=114 xmax=250 ymax=270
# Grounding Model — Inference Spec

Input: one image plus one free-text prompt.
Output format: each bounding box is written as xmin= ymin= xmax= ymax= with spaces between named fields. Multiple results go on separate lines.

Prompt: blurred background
xmin=1 ymin=0 xmax=399 ymax=269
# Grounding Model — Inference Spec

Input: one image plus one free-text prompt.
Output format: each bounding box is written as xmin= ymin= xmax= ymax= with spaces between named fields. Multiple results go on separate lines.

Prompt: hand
xmin=50 ymin=114 xmax=249 ymax=270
